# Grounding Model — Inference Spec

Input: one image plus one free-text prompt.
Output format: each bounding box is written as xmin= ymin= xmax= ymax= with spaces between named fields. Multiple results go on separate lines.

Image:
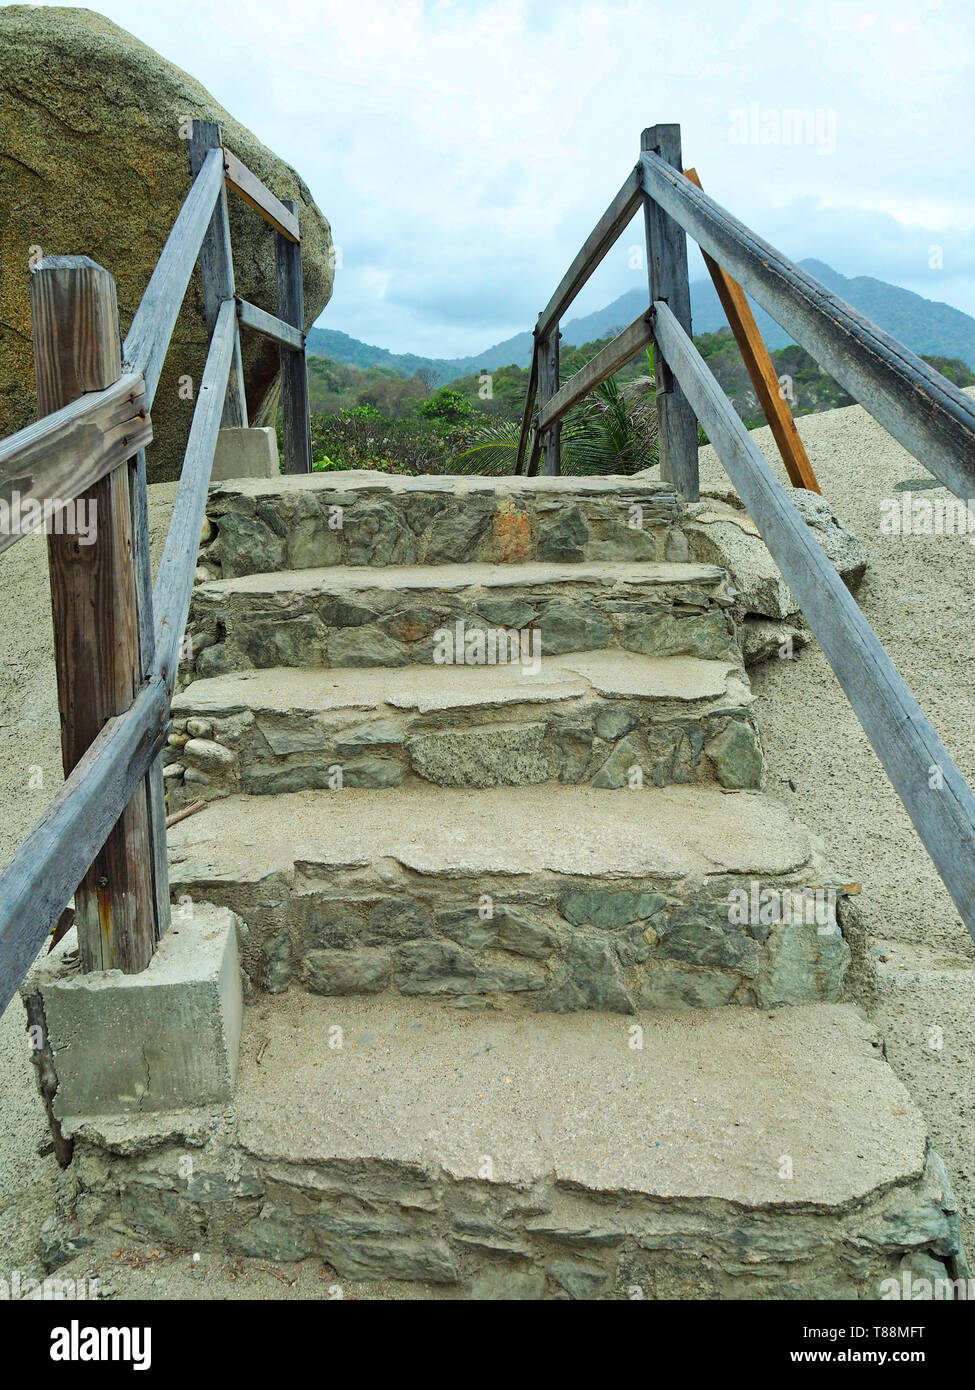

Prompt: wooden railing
xmin=0 ymin=120 xmax=313 ymax=1012
xmin=516 ymin=124 xmax=975 ymax=497
xmin=516 ymin=121 xmax=975 ymax=945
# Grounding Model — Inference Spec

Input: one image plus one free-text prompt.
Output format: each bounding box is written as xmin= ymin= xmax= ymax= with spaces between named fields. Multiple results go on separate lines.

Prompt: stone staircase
xmin=71 ymin=471 xmax=966 ymax=1298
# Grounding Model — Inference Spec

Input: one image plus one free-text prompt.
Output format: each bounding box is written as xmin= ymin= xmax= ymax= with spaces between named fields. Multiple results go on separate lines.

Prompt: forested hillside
xmin=307 ymin=328 xmax=975 ymax=474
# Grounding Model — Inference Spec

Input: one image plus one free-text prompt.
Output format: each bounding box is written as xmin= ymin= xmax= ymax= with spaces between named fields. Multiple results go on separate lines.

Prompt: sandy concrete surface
xmin=167 ymin=780 xmax=814 ymax=880
xmin=173 ymin=650 xmax=739 ymax=714
xmin=210 ymin=469 xmax=677 ymax=499
xmin=238 ymin=993 xmax=925 ymax=1204
xmin=2 ymin=394 xmax=975 ymax=1296
xmin=197 ymin=557 xmax=725 ymax=597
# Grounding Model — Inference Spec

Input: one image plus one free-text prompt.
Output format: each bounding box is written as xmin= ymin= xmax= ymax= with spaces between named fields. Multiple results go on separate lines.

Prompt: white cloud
xmin=45 ymin=0 xmax=975 ymax=354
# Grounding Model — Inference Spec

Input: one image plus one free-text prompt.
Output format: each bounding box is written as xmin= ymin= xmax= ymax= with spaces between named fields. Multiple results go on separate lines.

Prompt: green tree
xmin=417 ymin=386 xmax=474 ymax=425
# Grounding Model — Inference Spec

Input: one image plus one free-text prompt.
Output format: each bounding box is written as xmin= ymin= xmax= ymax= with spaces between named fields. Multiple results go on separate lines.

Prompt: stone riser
xmin=65 ymin=993 xmax=963 ymax=1299
xmin=72 ymin=1139 xmax=960 ymax=1299
xmin=186 ymin=566 xmax=736 ymax=681
xmin=164 ymin=687 xmax=764 ymax=805
xmin=170 ymin=847 xmax=851 ymax=1010
xmin=201 ymin=477 xmax=683 ymax=579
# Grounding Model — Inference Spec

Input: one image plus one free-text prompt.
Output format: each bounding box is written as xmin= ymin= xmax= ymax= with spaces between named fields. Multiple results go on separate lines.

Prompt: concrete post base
xmin=210 ymin=427 xmax=280 ymax=482
xmin=22 ymin=903 xmax=243 ymax=1120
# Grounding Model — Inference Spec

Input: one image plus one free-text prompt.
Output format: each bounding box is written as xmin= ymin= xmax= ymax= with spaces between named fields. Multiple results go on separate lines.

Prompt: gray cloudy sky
xmin=83 ymin=0 xmax=975 ymax=356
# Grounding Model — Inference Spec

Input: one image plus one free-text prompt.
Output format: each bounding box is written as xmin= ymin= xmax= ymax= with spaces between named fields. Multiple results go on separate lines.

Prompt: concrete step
xmin=185 ymin=559 xmax=737 ymax=680
xmin=165 ymin=652 xmax=764 ymax=804
xmin=168 ymin=782 xmax=854 ymax=1008
xmin=67 ymin=994 xmax=964 ymax=1299
xmin=200 ymin=470 xmax=684 ymax=579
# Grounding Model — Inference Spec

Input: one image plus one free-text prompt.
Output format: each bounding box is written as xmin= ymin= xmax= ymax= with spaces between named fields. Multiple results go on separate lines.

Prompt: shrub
xmin=310 ymin=407 xmax=478 ymax=474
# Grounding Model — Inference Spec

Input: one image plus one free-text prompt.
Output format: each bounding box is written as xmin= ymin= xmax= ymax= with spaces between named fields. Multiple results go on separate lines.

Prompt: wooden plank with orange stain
xmin=683 ymin=168 xmax=820 ymax=493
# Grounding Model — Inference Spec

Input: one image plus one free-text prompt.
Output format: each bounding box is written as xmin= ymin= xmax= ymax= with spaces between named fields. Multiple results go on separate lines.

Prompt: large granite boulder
xmin=0 ymin=7 xmax=333 ymax=481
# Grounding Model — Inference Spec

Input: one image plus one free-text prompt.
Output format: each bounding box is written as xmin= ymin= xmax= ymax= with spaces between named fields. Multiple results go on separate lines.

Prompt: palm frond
xmin=450 ymin=362 xmax=660 ymax=479
xmin=449 ymin=418 xmax=521 ymax=475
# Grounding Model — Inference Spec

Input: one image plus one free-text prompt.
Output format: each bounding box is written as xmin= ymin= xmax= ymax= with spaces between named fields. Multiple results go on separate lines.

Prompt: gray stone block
xmin=210 ymin=427 xmax=280 ymax=482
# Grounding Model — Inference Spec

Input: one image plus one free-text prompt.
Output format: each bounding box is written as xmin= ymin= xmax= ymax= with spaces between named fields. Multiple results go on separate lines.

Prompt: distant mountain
xmin=308 ymin=260 xmax=975 ymax=381
xmin=304 ymin=326 xmax=537 ymax=384
xmin=304 ymin=328 xmax=452 ymax=379
xmin=793 ymin=260 xmax=975 ymax=365
xmin=521 ymin=262 xmax=975 ymax=365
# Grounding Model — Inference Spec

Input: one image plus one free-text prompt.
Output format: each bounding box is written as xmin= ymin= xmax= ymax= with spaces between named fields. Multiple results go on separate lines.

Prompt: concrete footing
xmin=210 ymin=427 xmax=280 ymax=482
xmin=22 ymin=903 xmax=243 ymax=1118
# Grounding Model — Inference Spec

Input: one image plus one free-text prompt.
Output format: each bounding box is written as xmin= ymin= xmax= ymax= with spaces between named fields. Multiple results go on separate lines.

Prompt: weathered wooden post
xmin=129 ymin=442 xmax=171 ymax=943
xmin=275 ymin=199 xmax=313 ymax=473
xmin=642 ymin=124 xmax=699 ymax=500
xmin=536 ymin=327 xmax=562 ymax=476
xmin=188 ymin=119 xmax=249 ymax=428
xmin=31 ymin=256 xmax=159 ymax=973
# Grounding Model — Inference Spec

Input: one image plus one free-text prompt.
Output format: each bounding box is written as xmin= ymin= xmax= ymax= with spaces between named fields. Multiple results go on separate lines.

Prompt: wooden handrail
xmin=275 ymin=198 xmax=314 ymax=472
xmin=31 ymin=257 xmax=160 ymax=975
xmin=129 ymin=441 xmax=171 ymax=942
xmin=514 ymin=341 xmax=539 ymax=474
xmin=642 ymin=125 xmax=698 ymax=499
xmin=123 ymin=146 xmax=225 ymax=406
xmin=153 ymin=298 xmax=237 ymax=691
xmin=0 ymin=677 xmax=169 ymax=1014
xmin=526 ymin=423 xmax=543 ymax=477
xmin=535 ymin=326 xmax=562 ymax=476
xmin=683 ymin=168 xmax=820 ymax=493
xmin=653 ymin=298 xmax=975 ymax=942
xmin=0 ymin=120 xmax=316 ymax=1013
xmin=535 ymin=167 xmax=643 ymax=342
xmin=237 ymin=296 xmax=305 ymax=351
xmin=518 ymin=130 xmax=975 ymax=499
xmin=640 ymin=149 xmax=975 ymax=501
xmin=191 ymin=121 xmax=248 ymax=428
xmin=536 ymin=313 xmax=653 ymax=432
xmin=0 ymin=370 xmax=150 ymax=555
xmin=506 ymin=122 xmax=975 ymax=965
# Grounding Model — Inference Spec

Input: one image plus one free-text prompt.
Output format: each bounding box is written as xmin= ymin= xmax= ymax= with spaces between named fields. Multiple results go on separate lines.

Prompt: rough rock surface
xmin=166 ymin=782 xmax=859 ymax=1009
xmin=791 ymin=487 xmax=869 ymax=589
xmin=201 ymin=473 xmax=683 ymax=577
xmin=683 ymin=491 xmax=867 ymax=623
xmin=166 ymin=654 xmax=764 ymax=803
xmin=184 ymin=560 xmax=736 ymax=680
xmin=0 ymin=6 xmax=333 ymax=480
